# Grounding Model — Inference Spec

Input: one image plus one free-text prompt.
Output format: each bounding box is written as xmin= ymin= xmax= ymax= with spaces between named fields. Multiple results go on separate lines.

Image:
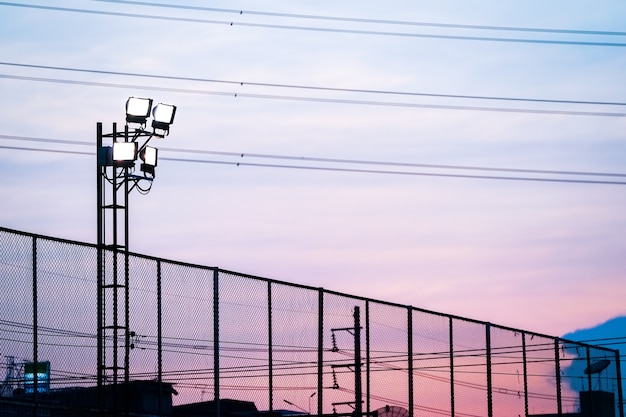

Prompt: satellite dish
xmin=375 ymin=405 xmax=410 ymax=417
xmin=584 ymin=359 xmax=611 ymax=375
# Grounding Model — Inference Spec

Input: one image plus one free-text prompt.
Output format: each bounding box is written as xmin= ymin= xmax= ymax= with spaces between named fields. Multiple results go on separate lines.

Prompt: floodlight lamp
xmin=140 ymin=146 xmax=158 ymax=167
xmin=113 ymin=141 xmax=138 ymax=166
xmin=126 ymin=97 xmax=153 ymax=125
xmin=151 ymin=103 xmax=176 ymax=133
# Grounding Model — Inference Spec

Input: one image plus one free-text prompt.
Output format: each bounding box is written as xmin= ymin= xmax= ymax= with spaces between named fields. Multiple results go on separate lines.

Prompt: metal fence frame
xmin=1 ymin=226 xmax=623 ymax=417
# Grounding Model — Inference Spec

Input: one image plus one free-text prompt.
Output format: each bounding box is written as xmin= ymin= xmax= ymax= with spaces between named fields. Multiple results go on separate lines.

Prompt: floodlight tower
xmin=96 ymin=97 xmax=176 ymax=389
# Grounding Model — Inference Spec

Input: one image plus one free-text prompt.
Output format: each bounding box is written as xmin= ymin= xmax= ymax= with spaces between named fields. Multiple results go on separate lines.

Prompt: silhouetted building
xmin=174 ymin=398 xmax=258 ymax=417
xmin=1 ymin=380 xmax=176 ymax=417
xmin=530 ymin=390 xmax=616 ymax=417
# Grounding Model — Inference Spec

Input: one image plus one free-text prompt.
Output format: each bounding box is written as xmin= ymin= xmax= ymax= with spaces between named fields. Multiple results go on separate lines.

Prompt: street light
xmin=284 ymin=399 xmax=308 ymax=414
xmin=96 ymin=97 xmax=177 ymax=397
xmin=309 ymin=392 xmax=316 ymax=415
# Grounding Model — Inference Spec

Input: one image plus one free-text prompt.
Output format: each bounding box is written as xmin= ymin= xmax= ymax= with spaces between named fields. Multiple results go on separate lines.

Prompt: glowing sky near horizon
xmin=0 ymin=0 xmax=625 ymax=338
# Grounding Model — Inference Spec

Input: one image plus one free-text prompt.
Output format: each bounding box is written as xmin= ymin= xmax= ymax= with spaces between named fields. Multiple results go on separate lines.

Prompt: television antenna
xmin=584 ymin=359 xmax=611 ymax=391
xmin=374 ymin=405 xmax=409 ymax=417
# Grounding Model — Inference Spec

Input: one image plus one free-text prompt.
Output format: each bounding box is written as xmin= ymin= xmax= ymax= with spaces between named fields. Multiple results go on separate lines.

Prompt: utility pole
xmin=331 ymin=306 xmax=363 ymax=417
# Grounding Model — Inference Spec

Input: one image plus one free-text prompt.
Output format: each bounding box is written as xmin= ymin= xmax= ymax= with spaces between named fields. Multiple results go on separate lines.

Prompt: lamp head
xmin=113 ymin=141 xmax=137 ymax=167
xmin=151 ymin=103 xmax=177 ymax=133
xmin=126 ymin=97 xmax=153 ymax=125
xmin=140 ymin=146 xmax=158 ymax=177
xmin=140 ymin=146 xmax=158 ymax=167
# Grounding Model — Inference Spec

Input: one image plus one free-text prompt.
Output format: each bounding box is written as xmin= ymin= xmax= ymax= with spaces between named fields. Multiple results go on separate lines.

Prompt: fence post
xmin=354 ymin=306 xmax=362 ymax=417
xmin=268 ymin=281 xmax=273 ymax=412
xmin=317 ymin=289 xmax=324 ymax=416
xmin=365 ymin=301 xmax=370 ymax=417
xmin=486 ymin=323 xmax=493 ymax=417
xmin=32 ymin=236 xmax=38 ymax=417
xmin=616 ymin=349 xmax=624 ymax=417
xmin=449 ymin=317 xmax=455 ymax=417
xmin=157 ymin=260 xmax=163 ymax=416
xmin=213 ymin=269 xmax=220 ymax=417
xmin=555 ymin=340 xmax=562 ymax=416
xmin=522 ymin=333 xmax=529 ymax=417
xmin=407 ymin=307 xmax=413 ymax=417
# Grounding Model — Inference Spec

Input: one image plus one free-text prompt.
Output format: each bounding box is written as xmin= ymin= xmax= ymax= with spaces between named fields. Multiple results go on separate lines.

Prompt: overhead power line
xmin=164 ymin=156 xmax=626 ymax=185
xmin=0 ymin=144 xmax=91 ymax=157
xmin=158 ymin=146 xmax=626 ymax=180
xmin=89 ymin=0 xmax=626 ymax=38
xmin=3 ymin=316 xmax=621 ymax=387
xmin=1 ymin=135 xmax=626 ymax=186
xmin=4 ymin=134 xmax=626 ymax=178
xmin=2 ymin=74 xmax=625 ymax=118
xmin=2 ymin=62 xmax=625 ymax=108
xmin=1 ymin=2 xmax=626 ymax=47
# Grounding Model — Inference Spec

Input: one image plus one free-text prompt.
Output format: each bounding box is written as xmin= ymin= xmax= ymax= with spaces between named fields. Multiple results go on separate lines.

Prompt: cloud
xmin=562 ymin=316 xmax=626 ymax=409
xmin=2 ymin=0 xmax=626 ymax=340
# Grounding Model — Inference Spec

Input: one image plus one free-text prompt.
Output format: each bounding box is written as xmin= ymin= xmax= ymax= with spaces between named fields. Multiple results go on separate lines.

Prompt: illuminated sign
xmin=24 ymin=361 xmax=50 ymax=394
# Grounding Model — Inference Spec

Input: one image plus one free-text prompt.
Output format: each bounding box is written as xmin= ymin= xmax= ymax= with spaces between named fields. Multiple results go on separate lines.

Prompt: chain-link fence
xmin=1 ymin=226 xmax=623 ymax=417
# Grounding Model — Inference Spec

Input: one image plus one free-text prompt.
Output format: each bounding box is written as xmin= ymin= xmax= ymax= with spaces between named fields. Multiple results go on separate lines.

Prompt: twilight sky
xmin=1 ymin=0 xmax=625 ymax=337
